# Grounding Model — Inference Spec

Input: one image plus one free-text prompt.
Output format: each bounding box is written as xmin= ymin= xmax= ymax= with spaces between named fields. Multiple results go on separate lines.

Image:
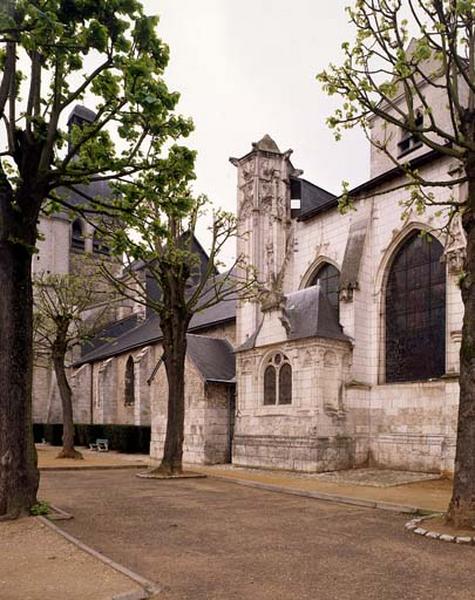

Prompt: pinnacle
xmin=252 ymin=134 xmax=281 ymax=154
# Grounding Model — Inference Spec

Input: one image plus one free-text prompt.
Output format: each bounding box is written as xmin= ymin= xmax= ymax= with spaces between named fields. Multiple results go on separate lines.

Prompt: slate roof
xmin=74 ymin=296 xmax=237 ymax=366
xmin=238 ymin=285 xmax=349 ymax=352
xmin=298 ymin=148 xmax=444 ymax=221
xmin=187 ymin=334 xmax=235 ymax=383
xmin=81 ymin=313 xmax=140 ymax=355
xmin=291 ymin=177 xmax=337 ymax=220
xmin=284 ymin=285 xmax=349 ymax=342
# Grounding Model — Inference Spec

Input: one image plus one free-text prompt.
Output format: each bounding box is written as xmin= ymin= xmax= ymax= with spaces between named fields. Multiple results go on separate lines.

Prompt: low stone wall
xmin=368 ymin=379 xmax=459 ymax=473
xmin=232 ymin=434 xmax=355 ymax=472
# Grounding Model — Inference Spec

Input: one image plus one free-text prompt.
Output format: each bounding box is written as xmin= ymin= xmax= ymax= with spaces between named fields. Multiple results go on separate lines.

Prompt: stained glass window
xmin=385 ymin=232 xmax=445 ymax=382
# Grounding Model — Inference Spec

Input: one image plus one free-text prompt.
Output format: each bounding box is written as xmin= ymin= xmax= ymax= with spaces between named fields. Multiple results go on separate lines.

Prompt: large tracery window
xmin=310 ymin=262 xmax=340 ymax=320
xmin=263 ymin=353 xmax=292 ymax=405
xmin=385 ymin=232 xmax=446 ymax=383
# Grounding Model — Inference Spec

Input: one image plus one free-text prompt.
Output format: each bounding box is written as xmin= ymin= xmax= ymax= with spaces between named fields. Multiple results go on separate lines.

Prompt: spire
xmin=252 ymin=134 xmax=281 ymax=154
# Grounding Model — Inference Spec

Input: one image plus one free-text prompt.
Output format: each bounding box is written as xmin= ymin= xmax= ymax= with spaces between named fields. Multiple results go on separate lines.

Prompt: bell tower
xmin=230 ymin=135 xmax=300 ymax=346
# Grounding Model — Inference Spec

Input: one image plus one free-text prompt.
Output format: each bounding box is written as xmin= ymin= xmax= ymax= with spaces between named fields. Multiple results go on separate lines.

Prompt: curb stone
xmin=207 ymin=474 xmax=423 ymax=514
xmin=40 ymin=464 xmax=145 ymax=472
xmin=37 ymin=516 xmax=161 ymax=598
xmin=405 ymin=515 xmax=475 ymax=545
xmin=112 ymin=591 xmax=149 ymax=600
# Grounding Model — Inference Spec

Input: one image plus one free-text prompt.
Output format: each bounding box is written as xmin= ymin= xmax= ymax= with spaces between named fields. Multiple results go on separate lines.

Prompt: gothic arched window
xmin=71 ymin=219 xmax=85 ymax=251
xmin=385 ymin=231 xmax=446 ymax=382
xmin=263 ymin=354 xmax=292 ymax=405
xmin=125 ymin=356 xmax=135 ymax=406
xmin=310 ymin=263 xmax=340 ymax=319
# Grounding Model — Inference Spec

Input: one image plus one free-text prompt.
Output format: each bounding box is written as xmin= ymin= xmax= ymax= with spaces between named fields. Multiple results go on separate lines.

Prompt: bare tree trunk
xmin=0 ymin=194 xmax=39 ymax=518
xmin=151 ymin=308 xmax=189 ymax=476
xmin=52 ymin=338 xmax=82 ymax=460
xmin=447 ymin=159 xmax=475 ymax=529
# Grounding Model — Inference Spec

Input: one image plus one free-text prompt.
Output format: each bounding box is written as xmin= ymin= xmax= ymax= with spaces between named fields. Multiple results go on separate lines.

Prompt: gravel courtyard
xmin=40 ymin=470 xmax=475 ymax=600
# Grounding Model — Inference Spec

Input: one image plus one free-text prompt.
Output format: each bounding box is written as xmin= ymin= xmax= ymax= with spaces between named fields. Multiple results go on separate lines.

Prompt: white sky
xmin=141 ymin=0 xmax=369 ymax=261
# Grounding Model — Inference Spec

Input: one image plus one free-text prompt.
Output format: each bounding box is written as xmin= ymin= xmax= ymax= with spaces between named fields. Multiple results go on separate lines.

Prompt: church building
xmin=34 ymin=54 xmax=466 ymax=474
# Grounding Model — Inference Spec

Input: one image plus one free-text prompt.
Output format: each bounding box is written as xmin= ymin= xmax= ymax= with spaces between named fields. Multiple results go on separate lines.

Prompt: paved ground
xmin=0 ymin=516 xmax=143 ymax=600
xmin=37 ymin=444 xmax=453 ymax=512
xmin=37 ymin=443 xmax=149 ymax=469
xmin=193 ymin=464 xmax=452 ymax=512
xmin=40 ymin=469 xmax=475 ymax=600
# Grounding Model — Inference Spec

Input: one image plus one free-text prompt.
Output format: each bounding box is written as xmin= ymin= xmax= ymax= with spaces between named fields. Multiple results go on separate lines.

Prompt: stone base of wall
xmin=369 ymin=433 xmax=456 ymax=474
xmin=150 ymin=434 xmax=230 ymax=466
xmin=232 ymin=434 xmax=355 ymax=472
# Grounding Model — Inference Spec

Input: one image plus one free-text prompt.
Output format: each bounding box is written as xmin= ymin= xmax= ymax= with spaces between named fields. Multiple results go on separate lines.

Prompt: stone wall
xmin=233 ymin=337 xmax=355 ymax=472
xmin=150 ymin=356 xmax=233 ymax=465
xmin=233 ymin=134 xmax=464 ymax=474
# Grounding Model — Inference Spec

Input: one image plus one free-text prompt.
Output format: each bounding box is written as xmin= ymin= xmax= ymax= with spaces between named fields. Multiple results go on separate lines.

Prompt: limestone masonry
xmin=33 ymin=61 xmax=466 ymax=473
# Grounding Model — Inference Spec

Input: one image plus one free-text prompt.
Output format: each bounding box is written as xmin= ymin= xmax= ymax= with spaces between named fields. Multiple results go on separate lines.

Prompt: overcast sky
xmin=144 ymin=1 xmax=369 ymax=261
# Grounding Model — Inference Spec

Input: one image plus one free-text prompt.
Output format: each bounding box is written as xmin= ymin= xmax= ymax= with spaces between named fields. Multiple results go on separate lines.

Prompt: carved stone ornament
xmin=259 ymin=180 xmax=274 ymax=204
xmin=445 ymin=247 xmax=466 ymax=275
xmin=339 ymin=283 xmax=358 ymax=303
xmin=444 ymin=213 xmax=467 ymax=275
xmin=242 ymin=158 xmax=255 ymax=181
xmin=240 ymin=181 xmax=254 ymax=205
xmin=239 ymin=199 xmax=253 ymax=221
xmin=259 ymin=288 xmax=285 ymax=312
xmin=260 ymin=159 xmax=275 ymax=180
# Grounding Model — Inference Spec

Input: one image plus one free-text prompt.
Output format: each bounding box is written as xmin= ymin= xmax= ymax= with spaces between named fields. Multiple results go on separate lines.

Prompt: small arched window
xmin=124 ymin=356 xmax=135 ymax=406
xmin=93 ymin=231 xmax=110 ymax=256
xmin=385 ymin=231 xmax=445 ymax=382
xmin=310 ymin=262 xmax=340 ymax=320
xmin=263 ymin=354 xmax=292 ymax=406
xmin=71 ymin=219 xmax=85 ymax=251
xmin=263 ymin=365 xmax=276 ymax=405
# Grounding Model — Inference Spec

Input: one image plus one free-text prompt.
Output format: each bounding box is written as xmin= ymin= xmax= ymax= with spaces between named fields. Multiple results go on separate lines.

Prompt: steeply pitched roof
xmin=81 ymin=313 xmax=139 ymax=355
xmin=284 ymin=285 xmax=348 ymax=342
xmin=237 ymin=285 xmax=349 ymax=352
xmin=74 ymin=295 xmax=237 ymax=366
xmin=187 ymin=334 xmax=235 ymax=383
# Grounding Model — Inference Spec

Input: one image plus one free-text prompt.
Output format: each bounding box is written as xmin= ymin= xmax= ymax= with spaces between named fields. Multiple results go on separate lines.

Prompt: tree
xmin=0 ymin=0 xmax=192 ymax=518
xmin=317 ymin=0 xmax=475 ymax=528
xmin=102 ymin=166 xmax=255 ymax=476
xmin=33 ymin=265 xmax=113 ymax=459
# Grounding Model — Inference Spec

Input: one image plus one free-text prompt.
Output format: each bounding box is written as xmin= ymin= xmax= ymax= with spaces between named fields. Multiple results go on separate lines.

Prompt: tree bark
xmin=52 ymin=335 xmax=83 ymax=460
xmin=0 ymin=209 xmax=39 ymax=518
xmin=151 ymin=309 xmax=189 ymax=476
xmin=447 ymin=157 xmax=475 ymax=529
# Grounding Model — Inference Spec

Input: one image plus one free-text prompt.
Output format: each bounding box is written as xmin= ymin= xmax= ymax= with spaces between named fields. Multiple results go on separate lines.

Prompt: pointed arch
xmin=384 ymin=230 xmax=446 ymax=382
xmin=124 ymin=356 xmax=135 ymax=406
